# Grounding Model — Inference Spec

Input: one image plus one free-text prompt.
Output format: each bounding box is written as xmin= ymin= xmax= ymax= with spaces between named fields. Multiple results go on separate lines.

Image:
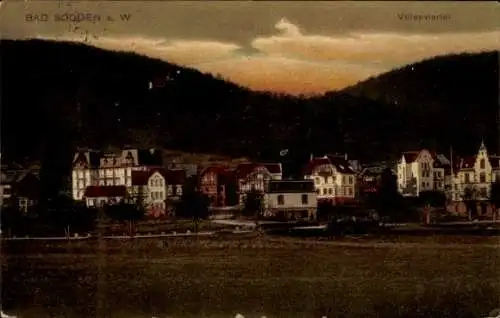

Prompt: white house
xmin=264 ymin=180 xmax=317 ymax=220
xmin=451 ymin=141 xmax=500 ymax=202
xmin=303 ymin=155 xmax=356 ymax=204
xmin=131 ymin=169 xmax=167 ymax=216
xmin=396 ymin=149 xmax=453 ymax=197
xmin=72 ymin=148 xmax=163 ymax=201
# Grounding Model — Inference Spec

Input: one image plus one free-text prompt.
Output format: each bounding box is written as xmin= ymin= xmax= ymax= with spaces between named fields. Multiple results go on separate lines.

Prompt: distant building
xmin=303 ymin=155 xmax=356 ymax=205
xmin=71 ymin=148 xmax=163 ymax=201
xmin=264 ymin=180 xmax=317 ymax=220
xmin=1 ymin=165 xmax=40 ymax=212
xmin=450 ymin=141 xmax=500 ymax=202
xmin=396 ymin=149 xmax=451 ymax=197
xmin=236 ymin=162 xmax=282 ymax=205
xmin=199 ymin=165 xmax=235 ymax=207
xmin=130 ymin=169 xmax=167 ymax=216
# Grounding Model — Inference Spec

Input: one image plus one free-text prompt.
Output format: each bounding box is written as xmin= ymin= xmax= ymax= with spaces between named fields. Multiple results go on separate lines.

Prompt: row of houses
xmin=4 ymin=141 xmax=498 ymax=219
xmin=396 ymin=141 xmax=500 ymax=203
xmin=0 ymin=149 xmax=393 ymax=219
xmin=69 ymin=150 xmax=360 ymax=219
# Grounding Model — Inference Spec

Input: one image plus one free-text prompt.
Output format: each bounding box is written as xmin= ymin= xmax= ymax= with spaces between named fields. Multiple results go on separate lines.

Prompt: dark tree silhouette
xmin=105 ymin=201 xmax=145 ymax=237
xmin=50 ymin=195 xmax=97 ymax=237
xmin=462 ymin=186 xmax=478 ymax=221
xmin=375 ymin=168 xmax=405 ymax=221
xmin=177 ymin=176 xmax=210 ymax=232
xmin=317 ymin=200 xmax=335 ymax=221
xmin=242 ymin=187 xmax=264 ymax=227
xmin=489 ymin=181 xmax=500 ymax=220
xmin=0 ymin=205 xmax=24 ymax=237
xmin=419 ymin=190 xmax=446 ymax=207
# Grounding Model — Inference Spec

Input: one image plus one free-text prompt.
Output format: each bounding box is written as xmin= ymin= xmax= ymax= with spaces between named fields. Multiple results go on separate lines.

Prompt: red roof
xmin=304 ymin=156 xmax=354 ymax=175
xmin=326 ymin=156 xmax=355 ymax=174
xmin=84 ymin=186 xmax=128 ymax=198
xmin=131 ymin=169 xmax=168 ymax=186
xmin=402 ymin=151 xmax=420 ymax=163
xmin=201 ymin=165 xmax=230 ymax=176
xmin=303 ymin=158 xmax=331 ymax=175
xmin=166 ymin=169 xmax=186 ymax=185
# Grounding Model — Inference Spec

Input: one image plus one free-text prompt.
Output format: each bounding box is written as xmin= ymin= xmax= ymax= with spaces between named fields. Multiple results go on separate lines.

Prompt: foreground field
xmin=2 ymin=236 xmax=499 ymax=318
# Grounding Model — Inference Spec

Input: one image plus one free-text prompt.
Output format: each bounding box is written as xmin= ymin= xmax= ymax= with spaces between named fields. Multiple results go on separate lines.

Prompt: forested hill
xmin=2 ymin=39 xmax=498 ymax=173
xmin=341 ymin=51 xmax=499 ymax=155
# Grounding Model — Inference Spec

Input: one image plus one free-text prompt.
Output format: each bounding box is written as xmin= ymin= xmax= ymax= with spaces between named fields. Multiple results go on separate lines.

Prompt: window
xmin=465 ymin=173 xmax=470 ymax=184
xmin=480 ymin=173 xmax=486 ymax=183
xmin=348 ymin=188 xmax=353 ymax=196
xmin=480 ymin=187 xmax=487 ymax=198
xmin=167 ymin=185 xmax=173 ymax=196
xmin=315 ymin=177 xmax=320 ymax=184
xmin=328 ymin=188 xmax=333 ymax=195
xmin=349 ymin=176 xmax=353 ymax=185
xmin=322 ymin=188 xmax=327 ymax=195
xmin=342 ymin=176 xmax=346 ymax=184
xmin=422 ymin=181 xmax=425 ymax=188
xmin=277 ymin=195 xmax=284 ymax=205
xmin=480 ymin=159 xmax=485 ymax=169
xmin=301 ymin=194 xmax=308 ymax=205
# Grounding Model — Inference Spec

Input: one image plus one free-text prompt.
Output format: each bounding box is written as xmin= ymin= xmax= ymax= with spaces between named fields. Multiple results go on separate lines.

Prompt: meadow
xmin=1 ymin=235 xmax=499 ymax=318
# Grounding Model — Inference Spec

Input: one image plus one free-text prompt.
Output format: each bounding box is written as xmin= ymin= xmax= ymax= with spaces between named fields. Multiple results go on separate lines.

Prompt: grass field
xmin=2 ymin=235 xmax=499 ymax=318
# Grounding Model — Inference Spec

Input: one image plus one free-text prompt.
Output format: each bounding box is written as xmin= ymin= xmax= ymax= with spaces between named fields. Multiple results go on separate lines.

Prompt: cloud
xmin=251 ymin=20 xmax=500 ymax=66
xmin=40 ymin=34 xmax=241 ymax=66
xmin=35 ymin=17 xmax=500 ymax=94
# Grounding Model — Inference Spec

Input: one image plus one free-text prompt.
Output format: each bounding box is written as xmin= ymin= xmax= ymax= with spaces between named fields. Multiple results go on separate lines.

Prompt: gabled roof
xmin=201 ymin=165 xmax=230 ymax=177
xmin=303 ymin=158 xmax=331 ymax=175
xmin=303 ymin=156 xmax=355 ymax=175
xmin=83 ymin=186 xmax=128 ymax=198
xmin=326 ymin=156 xmax=355 ymax=174
xmin=235 ymin=163 xmax=281 ymax=179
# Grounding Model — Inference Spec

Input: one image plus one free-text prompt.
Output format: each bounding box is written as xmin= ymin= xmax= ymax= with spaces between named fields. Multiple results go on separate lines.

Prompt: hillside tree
xmin=375 ymin=168 xmax=405 ymax=221
xmin=105 ymin=201 xmax=145 ymax=237
xmin=177 ymin=176 xmax=210 ymax=232
xmin=242 ymin=187 xmax=265 ymax=228
xmin=489 ymin=181 xmax=500 ymax=221
xmin=462 ymin=186 xmax=478 ymax=221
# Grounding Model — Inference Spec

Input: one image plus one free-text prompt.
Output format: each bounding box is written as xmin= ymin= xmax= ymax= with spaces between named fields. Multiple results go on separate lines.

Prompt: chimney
xmin=310 ymin=153 xmax=313 ymax=161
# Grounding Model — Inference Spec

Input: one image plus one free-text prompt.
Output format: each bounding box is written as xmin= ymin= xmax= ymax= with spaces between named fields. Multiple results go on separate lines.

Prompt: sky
xmin=1 ymin=1 xmax=499 ymax=95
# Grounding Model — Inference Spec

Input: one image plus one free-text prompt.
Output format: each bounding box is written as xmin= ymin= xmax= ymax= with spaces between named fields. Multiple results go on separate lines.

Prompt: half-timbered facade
xmin=303 ymin=155 xmax=356 ymax=205
xmin=236 ymin=163 xmax=282 ymax=204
